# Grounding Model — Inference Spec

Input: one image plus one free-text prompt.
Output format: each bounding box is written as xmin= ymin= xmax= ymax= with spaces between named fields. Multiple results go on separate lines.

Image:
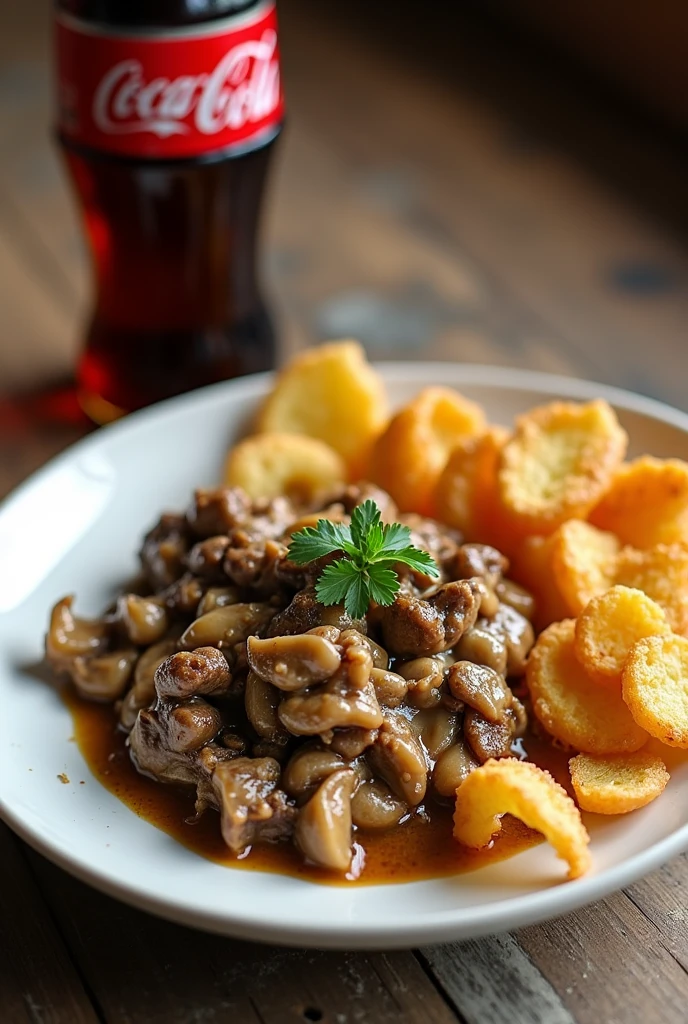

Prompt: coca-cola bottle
xmin=54 ymin=0 xmax=284 ymax=422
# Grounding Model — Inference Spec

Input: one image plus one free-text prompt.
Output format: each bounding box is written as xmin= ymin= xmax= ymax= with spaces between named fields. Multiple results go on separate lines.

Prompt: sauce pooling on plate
xmin=64 ymin=688 xmax=568 ymax=885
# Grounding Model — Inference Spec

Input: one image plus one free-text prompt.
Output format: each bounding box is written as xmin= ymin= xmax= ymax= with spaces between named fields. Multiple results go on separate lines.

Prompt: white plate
xmin=1 ymin=364 xmax=687 ymax=949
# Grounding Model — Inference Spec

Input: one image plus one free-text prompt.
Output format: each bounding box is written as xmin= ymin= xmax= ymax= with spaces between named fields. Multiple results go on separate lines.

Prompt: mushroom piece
xmin=495 ymin=578 xmax=536 ymax=621
xmin=410 ymin=707 xmax=458 ymax=760
xmin=479 ymin=604 xmax=535 ymax=677
xmin=71 ymin=648 xmax=138 ymax=702
xmin=451 ymin=543 xmax=508 ymax=588
xmin=295 ymin=768 xmax=356 ymax=872
xmin=339 ymin=629 xmax=389 ymax=669
xmin=186 ymin=536 xmax=230 ymax=578
xmin=180 ymin=603 xmax=275 ymax=650
xmin=432 ymin=740 xmax=480 ymax=797
xmin=117 ymin=594 xmax=170 ymax=646
xmin=395 ymin=656 xmax=445 ymax=709
xmin=366 ymin=711 xmax=428 ymax=805
xmin=447 ymin=662 xmax=513 ymax=723
xmin=163 ymin=699 xmax=223 ymax=753
xmin=246 ymin=633 xmax=342 ymax=691
xmin=279 ymin=678 xmax=382 ymax=736
xmin=119 ymin=639 xmax=179 ymax=730
xmin=370 ymin=667 xmax=408 ymax=708
xmin=454 ymin=624 xmax=508 ymax=677
xmin=161 ymin=573 xmax=205 ymax=617
xmin=212 ymin=756 xmax=296 ymax=854
xmin=197 ymin=586 xmax=242 ymax=615
xmin=154 ymin=647 xmax=231 ymax=699
xmin=139 ymin=513 xmax=189 ymax=589
xmin=379 ymin=580 xmax=481 ymax=658
xmin=282 ymin=744 xmax=346 ymax=804
xmin=45 ymin=596 xmax=109 ymax=674
xmin=278 ymin=637 xmax=381 ymax=736
xmin=244 ymin=670 xmax=290 ymax=744
xmin=328 ymin=727 xmax=378 ymax=759
xmin=351 ymin=779 xmax=407 ymax=830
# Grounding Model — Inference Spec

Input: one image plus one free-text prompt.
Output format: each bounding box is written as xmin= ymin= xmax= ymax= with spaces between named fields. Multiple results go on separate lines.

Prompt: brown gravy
xmin=64 ymin=687 xmax=570 ymax=886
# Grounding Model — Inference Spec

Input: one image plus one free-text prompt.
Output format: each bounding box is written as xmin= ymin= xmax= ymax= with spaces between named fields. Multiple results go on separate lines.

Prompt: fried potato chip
xmin=589 ymin=456 xmax=688 ymax=548
xmin=613 ymin=543 xmax=688 ymax=637
xmin=224 ymin=432 xmax=346 ymax=504
xmin=497 ymin=400 xmax=627 ymax=533
xmin=526 ymin=619 xmax=648 ymax=754
xmin=256 ymin=340 xmax=389 ymax=477
xmin=569 ymin=751 xmax=669 ymax=814
xmin=574 ymin=586 xmax=670 ymax=686
xmin=371 ymin=386 xmax=487 ymax=515
xmin=622 ymin=634 xmax=688 ymax=748
xmin=509 ymin=534 xmax=570 ymax=631
xmin=550 ymin=520 xmax=620 ymax=615
xmin=434 ymin=426 xmax=509 ymax=541
xmin=453 ymin=758 xmax=591 ymax=879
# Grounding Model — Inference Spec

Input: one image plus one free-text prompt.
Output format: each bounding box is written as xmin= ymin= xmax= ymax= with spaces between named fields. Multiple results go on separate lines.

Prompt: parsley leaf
xmin=287 ymin=499 xmax=440 ymax=617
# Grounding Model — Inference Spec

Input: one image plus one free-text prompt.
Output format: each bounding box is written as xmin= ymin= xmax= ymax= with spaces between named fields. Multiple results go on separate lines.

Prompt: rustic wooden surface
xmin=1 ymin=1 xmax=687 ymax=1022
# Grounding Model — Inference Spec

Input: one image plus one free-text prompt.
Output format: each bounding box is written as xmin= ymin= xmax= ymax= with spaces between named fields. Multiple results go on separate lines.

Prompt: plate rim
xmin=1 ymin=362 xmax=687 ymax=948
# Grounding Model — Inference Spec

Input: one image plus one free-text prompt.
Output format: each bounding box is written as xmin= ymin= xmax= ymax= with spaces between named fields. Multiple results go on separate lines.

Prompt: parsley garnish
xmin=287 ymin=499 xmax=440 ymax=618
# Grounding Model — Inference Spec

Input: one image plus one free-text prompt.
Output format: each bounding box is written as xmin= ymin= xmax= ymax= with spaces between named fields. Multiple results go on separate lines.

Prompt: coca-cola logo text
xmin=55 ymin=3 xmax=284 ymax=158
xmin=93 ymin=30 xmax=280 ymax=138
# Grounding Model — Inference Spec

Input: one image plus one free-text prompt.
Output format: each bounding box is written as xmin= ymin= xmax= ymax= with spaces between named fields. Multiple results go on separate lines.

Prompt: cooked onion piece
xmin=569 ymin=751 xmax=669 ymax=814
xmin=453 ymin=758 xmax=591 ymax=880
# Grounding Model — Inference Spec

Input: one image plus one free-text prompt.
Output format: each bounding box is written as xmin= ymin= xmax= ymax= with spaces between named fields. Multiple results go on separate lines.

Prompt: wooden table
xmin=1 ymin=2 xmax=686 ymax=1022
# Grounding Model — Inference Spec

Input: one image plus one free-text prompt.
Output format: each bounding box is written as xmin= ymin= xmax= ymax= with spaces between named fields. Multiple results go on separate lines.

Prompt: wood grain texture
xmin=28 ymin=853 xmax=458 ymax=1024
xmin=0 ymin=823 xmax=99 ymax=1024
xmin=420 ymin=933 xmax=576 ymax=1024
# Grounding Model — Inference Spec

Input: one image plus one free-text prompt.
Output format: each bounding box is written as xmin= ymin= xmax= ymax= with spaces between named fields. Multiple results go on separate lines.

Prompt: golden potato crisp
xmin=224 ymin=432 xmax=345 ymax=504
xmin=551 ymin=520 xmax=620 ymax=615
xmin=622 ymin=634 xmax=688 ymax=748
xmin=569 ymin=751 xmax=669 ymax=814
xmin=434 ymin=426 xmax=509 ymax=541
xmin=497 ymin=400 xmax=627 ymax=533
xmin=371 ymin=386 xmax=486 ymax=515
xmin=526 ymin=620 xmax=648 ymax=754
xmin=453 ymin=758 xmax=591 ymax=880
xmin=574 ymin=586 xmax=670 ymax=686
xmin=613 ymin=543 xmax=688 ymax=637
xmin=509 ymin=534 xmax=570 ymax=631
xmin=590 ymin=456 xmax=688 ymax=548
xmin=256 ymin=340 xmax=389 ymax=477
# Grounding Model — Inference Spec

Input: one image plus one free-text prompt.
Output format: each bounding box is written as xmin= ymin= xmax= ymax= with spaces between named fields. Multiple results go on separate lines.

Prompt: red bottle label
xmin=55 ymin=1 xmax=284 ymax=159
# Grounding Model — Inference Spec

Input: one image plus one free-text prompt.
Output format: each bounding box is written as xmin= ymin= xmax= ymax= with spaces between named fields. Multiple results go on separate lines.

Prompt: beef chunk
xmin=379 ymin=579 xmax=481 ymax=657
xmin=211 ymin=757 xmax=296 ymax=853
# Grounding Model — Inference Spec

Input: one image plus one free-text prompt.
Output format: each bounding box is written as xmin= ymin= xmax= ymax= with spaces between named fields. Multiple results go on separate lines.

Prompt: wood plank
xmin=624 ymin=854 xmax=688 ymax=971
xmin=517 ymin=889 xmax=688 ymax=1024
xmin=27 ymin=852 xmax=460 ymax=1024
xmin=0 ymin=823 xmax=99 ymax=1024
xmin=420 ymin=933 xmax=576 ymax=1024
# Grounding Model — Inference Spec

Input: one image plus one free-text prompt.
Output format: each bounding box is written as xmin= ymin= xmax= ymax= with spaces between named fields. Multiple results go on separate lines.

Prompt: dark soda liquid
xmin=63 ymin=142 xmax=277 ymax=420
